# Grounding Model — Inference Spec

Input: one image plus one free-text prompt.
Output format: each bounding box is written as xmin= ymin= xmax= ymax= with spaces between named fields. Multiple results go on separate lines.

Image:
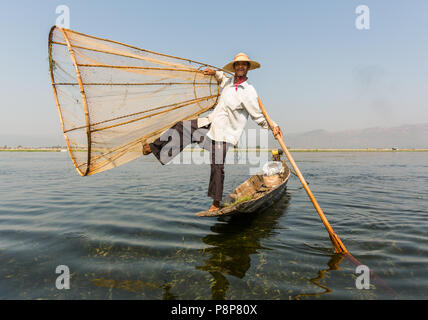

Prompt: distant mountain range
xmin=1 ymin=123 xmax=427 ymax=149
xmin=277 ymin=123 xmax=428 ymax=149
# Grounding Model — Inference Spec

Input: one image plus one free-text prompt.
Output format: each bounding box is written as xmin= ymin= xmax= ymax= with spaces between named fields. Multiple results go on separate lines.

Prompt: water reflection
xmin=293 ymin=254 xmax=345 ymax=300
xmin=196 ymin=193 xmax=291 ymax=299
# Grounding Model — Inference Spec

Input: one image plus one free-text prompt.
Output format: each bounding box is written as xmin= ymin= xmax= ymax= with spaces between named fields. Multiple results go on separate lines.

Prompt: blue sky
xmin=1 ymin=0 xmax=427 ymax=145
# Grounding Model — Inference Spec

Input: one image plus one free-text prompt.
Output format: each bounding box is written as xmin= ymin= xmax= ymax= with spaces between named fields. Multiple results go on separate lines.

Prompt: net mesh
xmin=48 ymin=26 xmax=222 ymax=176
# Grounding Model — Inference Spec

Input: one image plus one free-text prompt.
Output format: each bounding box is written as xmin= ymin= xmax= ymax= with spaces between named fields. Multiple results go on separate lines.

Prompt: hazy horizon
xmin=2 ymin=122 xmax=426 ymax=148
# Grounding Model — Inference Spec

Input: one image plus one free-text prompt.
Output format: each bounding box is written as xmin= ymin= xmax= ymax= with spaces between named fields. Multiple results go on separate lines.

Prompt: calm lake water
xmin=0 ymin=151 xmax=427 ymax=299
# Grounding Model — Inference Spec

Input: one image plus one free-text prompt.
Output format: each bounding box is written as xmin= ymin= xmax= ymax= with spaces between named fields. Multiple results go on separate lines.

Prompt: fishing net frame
xmin=48 ymin=26 xmax=230 ymax=176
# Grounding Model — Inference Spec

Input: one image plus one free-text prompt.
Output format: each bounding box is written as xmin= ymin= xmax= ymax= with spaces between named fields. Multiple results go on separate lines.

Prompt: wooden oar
xmin=257 ymin=97 xmax=348 ymax=254
xmin=257 ymin=99 xmax=398 ymax=295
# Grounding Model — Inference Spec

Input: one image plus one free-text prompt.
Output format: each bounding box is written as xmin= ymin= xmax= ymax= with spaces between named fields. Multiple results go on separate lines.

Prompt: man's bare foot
xmin=143 ymin=143 xmax=152 ymax=155
xmin=208 ymin=200 xmax=221 ymax=211
xmin=208 ymin=204 xmax=220 ymax=211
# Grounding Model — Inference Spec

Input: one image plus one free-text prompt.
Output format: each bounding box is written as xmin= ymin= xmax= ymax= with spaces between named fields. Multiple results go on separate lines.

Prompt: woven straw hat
xmin=223 ymin=53 xmax=260 ymax=73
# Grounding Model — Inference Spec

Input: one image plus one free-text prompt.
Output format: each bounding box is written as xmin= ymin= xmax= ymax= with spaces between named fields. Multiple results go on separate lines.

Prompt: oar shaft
xmin=257 ymin=98 xmax=348 ymax=254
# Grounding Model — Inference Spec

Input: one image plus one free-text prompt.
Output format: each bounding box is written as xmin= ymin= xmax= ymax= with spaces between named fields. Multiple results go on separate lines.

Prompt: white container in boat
xmin=262 ymin=161 xmax=283 ymax=187
xmin=262 ymin=161 xmax=283 ymax=175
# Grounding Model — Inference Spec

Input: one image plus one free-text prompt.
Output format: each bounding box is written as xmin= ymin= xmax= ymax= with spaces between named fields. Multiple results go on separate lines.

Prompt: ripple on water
xmin=1 ymin=152 xmax=428 ymax=299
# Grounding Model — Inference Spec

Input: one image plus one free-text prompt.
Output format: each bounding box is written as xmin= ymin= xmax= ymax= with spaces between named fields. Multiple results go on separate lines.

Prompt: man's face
xmin=234 ymin=61 xmax=249 ymax=77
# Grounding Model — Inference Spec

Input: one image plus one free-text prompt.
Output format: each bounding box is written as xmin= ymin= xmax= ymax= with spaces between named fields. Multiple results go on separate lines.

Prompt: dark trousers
xmin=149 ymin=120 xmax=229 ymax=202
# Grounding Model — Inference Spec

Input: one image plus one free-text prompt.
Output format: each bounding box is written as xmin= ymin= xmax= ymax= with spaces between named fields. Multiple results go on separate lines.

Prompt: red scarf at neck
xmin=234 ymin=76 xmax=246 ymax=91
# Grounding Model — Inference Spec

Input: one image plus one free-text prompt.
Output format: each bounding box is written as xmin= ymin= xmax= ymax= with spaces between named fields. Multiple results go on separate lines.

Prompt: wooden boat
xmin=196 ymin=160 xmax=291 ymax=217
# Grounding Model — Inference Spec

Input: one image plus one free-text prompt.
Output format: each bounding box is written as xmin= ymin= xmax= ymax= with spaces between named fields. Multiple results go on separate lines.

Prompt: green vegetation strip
xmin=223 ymin=195 xmax=253 ymax=207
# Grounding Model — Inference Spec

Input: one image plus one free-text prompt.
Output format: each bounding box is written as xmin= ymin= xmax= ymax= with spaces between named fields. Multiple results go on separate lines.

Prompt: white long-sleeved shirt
xmin=197 ymin=71 xmax=277 ymax=145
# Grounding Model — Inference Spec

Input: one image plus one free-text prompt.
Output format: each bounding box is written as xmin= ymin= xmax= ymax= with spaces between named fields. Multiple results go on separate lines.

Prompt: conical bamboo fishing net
xmin=48 ymin=26 xmax=224 ymax=176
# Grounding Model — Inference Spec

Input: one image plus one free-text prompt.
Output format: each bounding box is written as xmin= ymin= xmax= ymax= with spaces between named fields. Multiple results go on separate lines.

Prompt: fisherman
xmin=143 ymin=53 xmax=282 ymax=211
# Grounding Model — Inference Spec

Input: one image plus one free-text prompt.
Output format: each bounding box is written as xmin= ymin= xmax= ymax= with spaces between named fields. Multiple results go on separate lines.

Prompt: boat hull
xmin=196 ymin=161 xmax=290 ymax=217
